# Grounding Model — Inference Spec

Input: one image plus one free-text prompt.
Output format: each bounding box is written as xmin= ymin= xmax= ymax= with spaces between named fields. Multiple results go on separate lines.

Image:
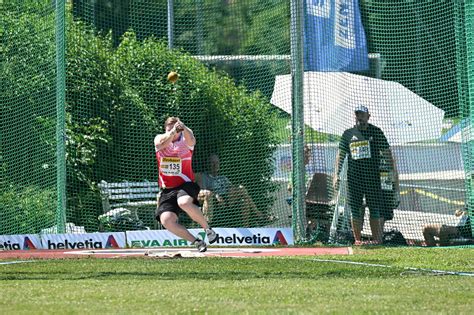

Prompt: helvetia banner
xmin=126 ymin=228 xmax=294 ymax=248
xmin=41 ymin=232 xmax=126 ymax=250
xmin=0 ymin=234 xmax=42 ymax=250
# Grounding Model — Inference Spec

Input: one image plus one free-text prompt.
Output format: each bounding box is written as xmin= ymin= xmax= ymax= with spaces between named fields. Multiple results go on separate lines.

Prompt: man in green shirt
xmin=333 ymin=105 xmax=399 ymax=245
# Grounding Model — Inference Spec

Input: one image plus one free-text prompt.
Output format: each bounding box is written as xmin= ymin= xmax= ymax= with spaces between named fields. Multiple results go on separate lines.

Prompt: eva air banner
xmin=126 ymin=228 xmax=294 ymax=248
xmin=304 ymin=0 xmax=369 ymax=71
xmin=0 ymin=234 xmax=42 ymax=250
xmin=41 ymin=232 xmax=126 ymax=250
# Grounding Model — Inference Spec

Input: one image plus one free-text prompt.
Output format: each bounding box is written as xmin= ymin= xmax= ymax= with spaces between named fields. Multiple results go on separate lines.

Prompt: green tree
xmin=0 ymin=1 xmax=57 ymax=187
xmin=64 ymin=20 xmax=280 ymax=228
xmin=0 ymin=1 xmax=57 ymax=233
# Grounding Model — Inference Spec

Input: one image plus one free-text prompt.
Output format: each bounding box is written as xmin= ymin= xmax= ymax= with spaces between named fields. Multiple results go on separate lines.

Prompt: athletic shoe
xmin=206 ymin=228 xmax=217 ymax=244
xmin=192 ymin=238 xmax=207 ymax=252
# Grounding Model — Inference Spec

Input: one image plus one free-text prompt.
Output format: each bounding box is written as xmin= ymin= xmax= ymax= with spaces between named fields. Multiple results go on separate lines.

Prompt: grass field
xmin=1 ymin=247 xmax=473 ymax=314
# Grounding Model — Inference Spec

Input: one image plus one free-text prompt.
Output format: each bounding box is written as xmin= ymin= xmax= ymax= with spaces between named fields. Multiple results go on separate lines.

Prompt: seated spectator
xmin=423 ymin=208 xmax=472 ymax=246
xmin=286 ymin=144 xmax=332 ymax=241
xmin=195 ymin=154 xmax=269 ymax=227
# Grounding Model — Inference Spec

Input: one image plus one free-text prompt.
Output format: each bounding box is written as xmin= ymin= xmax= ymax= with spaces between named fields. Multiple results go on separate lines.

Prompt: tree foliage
xmin=2 ymin=1 xmax=280 ymax=231
xmin=65 ymin=14 xmax=280 ymax=228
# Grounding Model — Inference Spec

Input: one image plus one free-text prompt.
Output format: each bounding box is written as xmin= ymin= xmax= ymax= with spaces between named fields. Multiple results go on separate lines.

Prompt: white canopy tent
xmin=271 ymin=72 xmax=445 ymax=144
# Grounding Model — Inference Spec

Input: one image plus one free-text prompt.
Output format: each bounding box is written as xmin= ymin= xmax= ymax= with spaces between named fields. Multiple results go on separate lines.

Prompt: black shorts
xmin=156 ymin=182 xmax=200 ymax=222
xmin=347 ymin=180 xmax=391 ymax=220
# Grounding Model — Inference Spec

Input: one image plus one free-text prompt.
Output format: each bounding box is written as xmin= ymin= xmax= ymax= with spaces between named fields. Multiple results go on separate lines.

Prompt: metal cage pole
xmin=55 ymin=0 xmax=67 ymax=233
xmin=167 ymin=0 xmax=174 ymax=49
xmin=290 ymin=0 xmax=306 ymax=241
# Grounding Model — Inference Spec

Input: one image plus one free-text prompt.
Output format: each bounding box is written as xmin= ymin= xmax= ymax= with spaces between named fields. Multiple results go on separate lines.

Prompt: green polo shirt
xmin=338 ymin=123 xmax=389 ymax=183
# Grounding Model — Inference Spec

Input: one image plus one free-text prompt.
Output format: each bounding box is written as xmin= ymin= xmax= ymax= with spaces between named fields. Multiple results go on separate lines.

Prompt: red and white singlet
xmin=155 ymin=134 xmax=195 ymax=188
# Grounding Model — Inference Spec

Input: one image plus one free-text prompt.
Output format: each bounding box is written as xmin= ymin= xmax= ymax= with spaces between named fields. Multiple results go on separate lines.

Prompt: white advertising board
xmin=0 ymin=234 xmax=42 ymax=250
xmin=126 ymin=228 xmax=293 ymax=248
xmin=41 ymin=232 xmax=126 ymax=250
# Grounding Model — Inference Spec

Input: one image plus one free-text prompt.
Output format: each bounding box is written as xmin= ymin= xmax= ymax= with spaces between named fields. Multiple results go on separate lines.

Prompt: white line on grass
xmin=312 ymin=258 xmax=474 ymax=277
xmin=0 ymin=260 xmax=37 ymax=265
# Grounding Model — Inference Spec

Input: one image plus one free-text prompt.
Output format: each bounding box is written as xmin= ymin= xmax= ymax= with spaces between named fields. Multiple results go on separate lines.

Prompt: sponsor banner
xmin=41 ymin=232 xmax=126 ymax=250
xmin=127 ymin=229 xmax=193 ymax=248
xmin=210 ymin=228 xmax=293 ymax=246
xmin=126 ymin=228 xmax=294 ymax=248
xmin=304 ymin=0 xmax=369 ymax=71
xmin=0 ymin=234 xmax=42 ymax=250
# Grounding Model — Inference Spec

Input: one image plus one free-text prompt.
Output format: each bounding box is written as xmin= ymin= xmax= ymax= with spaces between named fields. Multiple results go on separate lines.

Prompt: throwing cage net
xmin=1 ymin=0 xmax=473 ymax=247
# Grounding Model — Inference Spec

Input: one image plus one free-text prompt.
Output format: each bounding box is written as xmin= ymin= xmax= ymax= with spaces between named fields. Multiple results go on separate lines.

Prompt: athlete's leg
xmin=177 ymin=195 xmax=210 ymax=229
xmin=348 ymin=184 xmax=364 ymax=244
xmin=369 ymin=217 xmax=383 ymax=244
xmin=367 ymin=187 xmax=384 ymax=244
xmin=160 ymin=211 xmax=199 ymax=242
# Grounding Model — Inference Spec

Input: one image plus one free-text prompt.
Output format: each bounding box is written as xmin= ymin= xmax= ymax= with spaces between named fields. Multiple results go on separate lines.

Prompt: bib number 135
xmin=161 ymin=157 xmax=182 ymax=175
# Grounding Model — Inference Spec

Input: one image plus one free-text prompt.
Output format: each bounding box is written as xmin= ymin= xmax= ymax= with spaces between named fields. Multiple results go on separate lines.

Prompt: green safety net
xmin=1 ymin=0 xmax=60 ymax=235
xmin=1 ymin=0 xmax=473 ymax=247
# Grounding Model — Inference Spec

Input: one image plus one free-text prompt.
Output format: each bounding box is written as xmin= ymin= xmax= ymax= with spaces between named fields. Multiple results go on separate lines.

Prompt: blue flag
xmin=304 ymin=0 xmax=369 ymax=72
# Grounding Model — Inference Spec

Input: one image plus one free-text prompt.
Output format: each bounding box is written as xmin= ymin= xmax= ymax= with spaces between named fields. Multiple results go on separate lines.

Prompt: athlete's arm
xmin=383 ymin=148 xmax=399 ymax=191
xmin=379 ymin=130 xmax=399 ymax=191
xmin=182 ymin=125 xmax=196 ymax=147
xmin=154 ymin=128 xmax=177 ymax=152
xmin=174 ymin=120 xmax=196 ymax=147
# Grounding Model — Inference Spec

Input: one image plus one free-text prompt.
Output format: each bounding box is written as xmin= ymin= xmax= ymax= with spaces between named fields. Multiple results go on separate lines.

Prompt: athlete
xmin=333 ymin=106 xmax=399 ymax=245
xmin=154 ymin=117 xmax=216 ymax=252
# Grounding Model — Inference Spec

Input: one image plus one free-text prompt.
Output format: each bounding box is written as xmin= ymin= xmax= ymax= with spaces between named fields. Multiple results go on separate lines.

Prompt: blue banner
xmin=304 ymin=0 xmax=369 ymax=72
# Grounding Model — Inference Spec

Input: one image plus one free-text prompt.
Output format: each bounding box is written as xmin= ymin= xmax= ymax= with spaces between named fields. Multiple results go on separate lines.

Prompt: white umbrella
xmin=270 ymin=72 xmax=445 ymax=144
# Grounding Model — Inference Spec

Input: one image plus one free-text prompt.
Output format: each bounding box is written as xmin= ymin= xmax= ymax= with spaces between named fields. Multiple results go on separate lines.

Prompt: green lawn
xmin=1 ymin=247 xmax=473 ymax=314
